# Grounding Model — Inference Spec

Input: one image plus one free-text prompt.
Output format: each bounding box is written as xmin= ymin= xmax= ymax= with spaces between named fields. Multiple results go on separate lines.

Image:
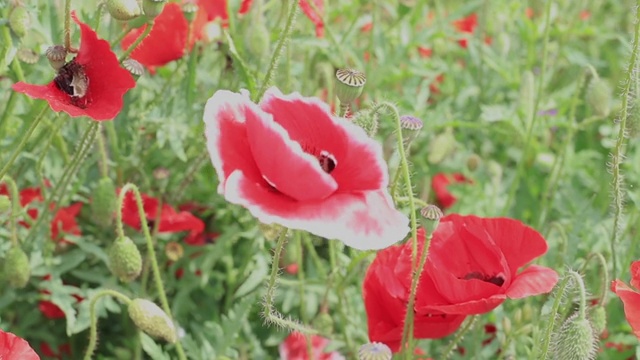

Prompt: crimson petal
xmin=0 ymin=330 xmax=40 ymax=360
xmin=506 ymin=265 xmax=558 ymax=299
xmin=612 ymin=280 xmax=640 ymax=339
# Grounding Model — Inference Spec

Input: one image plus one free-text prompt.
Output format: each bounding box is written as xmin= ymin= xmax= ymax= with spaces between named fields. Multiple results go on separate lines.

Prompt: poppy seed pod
xmin=399 ymin=115 xmax=423 ymax=131
xmin=128 ymin=299 xmax=177 ymax=343
xmin=122 ymin=59 xmax=145 ymax=79
xmin=108 ymin=236 xmax=143 ymax=282
xmin=335 ymin=68 xmax=366 ymax=104
xmin=586 ymin=78 xmax=612 ymax=117
xmin=106 ymin=0 xmax=142 ymax=21
xmin=45 ymin=45 xmax=68 ymax=71
xmin=143 ymin=0 xmax=166 ymax=19
xmin=9 ymin=6 xmax=31 ymax=38
xmin=0 ymin=195 xmax=10 ymax=213
xmin=3 ymin=246 xmax=31 ymax=289
xmin=181 ymin=2 xmax=198 ymax=22
xmin=17 ymin=48 xmax=39 ymax=64
xmin=90 ymin=177 xmax=117 ymax=227
xmin=552 ymin=312 xmax=597 ymax=360
xmin=358 ymin=342 xmax=392 ymax=360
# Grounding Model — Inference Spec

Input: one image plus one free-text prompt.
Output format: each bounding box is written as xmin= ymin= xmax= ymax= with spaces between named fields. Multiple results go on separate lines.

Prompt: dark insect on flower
xmin=53 ymin=59 xmax=89 ymax=108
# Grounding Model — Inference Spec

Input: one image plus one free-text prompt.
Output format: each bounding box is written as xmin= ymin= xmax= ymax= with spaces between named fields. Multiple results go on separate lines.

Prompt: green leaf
xmin=234 ymin=254 xmax=268 ymax=299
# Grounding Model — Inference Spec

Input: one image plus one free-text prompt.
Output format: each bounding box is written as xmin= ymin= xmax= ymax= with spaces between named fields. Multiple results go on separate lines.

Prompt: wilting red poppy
xmin=203 ymin=87 xmax=408 ymax=250
xmin=0 ymin=329 xmax=39 ymax=360
xmin=50 ymin=202 xmax=83 ymax=244
xmin=415 ymin=215 xmax=558 ymax=315
xmin=279 ymin=332 xmax=344 ymax=360
xmin=120 ymin=190 xmax=205 ymax=237
xmin=12 ymin=12 xmax=135 ymax=121
xmin=612 ymin=261 xmax=640 ymax=338
xmin=431 ymin=173 xmax=471 ymax=209
xmin=299 ymin=0 xmax=324 ymax=38
xmin=363 ymin=238 xmax=466 ymax=352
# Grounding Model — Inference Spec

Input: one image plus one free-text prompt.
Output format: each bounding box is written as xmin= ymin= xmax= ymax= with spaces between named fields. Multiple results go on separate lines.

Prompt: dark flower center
xmin=461 ymin=271 xmax=505 ymax=287
xmin=54 ymin=58 xmax=90 ymax=108
xmin=318 ymin=151 xmax=337 ymax=173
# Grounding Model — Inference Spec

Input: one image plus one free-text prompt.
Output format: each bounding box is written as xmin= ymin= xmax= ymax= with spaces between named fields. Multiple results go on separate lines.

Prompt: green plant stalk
xmin=110 ymin=25 xmax=131 ymax=47
xmin=610 ymin=2 xmax=640 ymax=279
xmin=390 ymin=135 xmax=419 ymax=200
xmin=578 ymin=252 xmax=609 ymax=305
xmin=119 ymin=22 xmax=154 ymax=61
xmin=116 ymin=184 xmax=187 ymax=360
xmin=262 ymin=228 xmax=316 ymax=334
xmin=0 ymin=91 xmax=17 ymax=131
xmin=104 ymin=122 xmax=123 ymax=184
xmin=503 ymin=0 xmax=552 ymax=215
xmin=96 ymin=125 xmax=109 ymax=177
xmin=569 ymin=270 xmax=588 ymax=320
xmin=441 ymin=316 xmax=478 ymax=359
xmin=83 ymin=289 xmax=133 ymax=360
xmin=0 ymin=103 xmax=48 ymax=182
xmin=1 ymin=176 xmax=20 ymax=246
xmin=64 ymin=0 xmax=72 ymax=49
xmin=254 ymin=0 xmax=298 ymax=102
xmin=536 ymin=273 xmax=572 ymax=359
xmin=35 ymin=115 xmax=67 ymax=171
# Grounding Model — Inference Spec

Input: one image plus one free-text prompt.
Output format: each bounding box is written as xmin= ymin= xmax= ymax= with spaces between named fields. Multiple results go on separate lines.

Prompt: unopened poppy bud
xmin=335 ymin=68 xmax=366 ymax=104
xmin=128 ymin=299 xmax=177 ymax=343
xmin=122 ymin=59 xmax=145 ymax=78
xmin=312 ymin=312 xmax=334 ymax=334
xmin=3 ymin=246 xmax=30 ymax=289
xmin=552 ymin=312 xmax=597 ymax=360
xmin=17 ymin=48 xmax=39 ymax=64
xmin=9 ymin=6 xmax=31 ymax=38
xmin=106 ymin=0 xmax=142 ymax=21
xmin=399 ymin=115 xmax=423 ymax=131
xmin=143 ymin=0 xmax=166 ymax=19
xmin=358 ymin=342 xmax=392 ymax=360
xmin=588 ymin=305 xmax=607 ymax=336
xmin=352 ymin=110 xmax=379 ymax=137
xmin=0 ymin=195 xmax=10 ymax=213
xmin=91 ymin=177 xmax=117 ymax=227
xmin=466 ymin=154 xmax=481 ymax=171
xmin=46 ymin=45 xmax=67 ymax=71
xmin=108 ymin=236 xmax=143 ymax=283
xmin=181 ymin=2 xmax=198 ymax=22
xmin=245 ymin=23 xmax=271 ymax=59
xmin=428 ymin=127 xmax=457 ymax=164
xmin=165 ymin=242 xmax=184 ymax=262
xmin=586 ymin=78 xmax=612 ymax=117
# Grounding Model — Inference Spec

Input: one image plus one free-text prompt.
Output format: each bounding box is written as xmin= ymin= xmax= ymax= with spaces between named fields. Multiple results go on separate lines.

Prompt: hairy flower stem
xmin=64 ymin=0 xmax=72 ymax=50
xmin=503 ymin=0 xmax=552 ymax=215
xmin=262 ymin=228 xmax=316 ymax=334
xmin=83 ymin=289 xmax=132 ymax=360
xmin=254 ymin=0 xmax=298 ymax=102
xmin=116 ymin=184 xmax=187 ymax=360
xmin=537 ymin=273 xmax=573 ymax=359
xmin=0 ymin=103 xmax=48 ymax=181
xmin=579 ymin=253 xmax=609 ymax=305
xmin=610 ymin=2 xmax=640 ymax=279
xmin=1 ymin=176 xmax=20 ymax=246
xmin=441 ymin=316 xmax=478 ymax=359
xmin=96 ymin=125 xmax=109 ymax=178
xmin=119 ymin=22 xmax=154 ymax=62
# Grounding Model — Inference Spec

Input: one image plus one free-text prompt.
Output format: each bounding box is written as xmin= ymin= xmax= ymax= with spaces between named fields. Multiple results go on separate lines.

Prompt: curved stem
xmin=116 ymin=184 xmax=187 ymax=360
xmin=120 ymin=22 xmax=154 ymax=61
xmin=254 ymin=0 xmax=298 ymax=102
xmin=441 ymin=316 xmax=478 ymax=359
xmin=0 ymin=103 xmax=48 ymax=181
xmin=567 ymin=270 xmax=587 ymax=320
xmin=83 ymin=289 xmax=132 ymax=360
xmin=578 ymin=252 xmax=609 ymax=305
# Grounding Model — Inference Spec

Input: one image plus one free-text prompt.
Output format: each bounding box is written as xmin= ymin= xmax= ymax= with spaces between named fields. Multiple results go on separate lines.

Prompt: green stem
xmin=568 ymin=270 xmax=587 ymax=320
xmin=537 ymin=273 xmax=572 ymax=359
xmin=262 ymin=228 xmax=316 ymax=334
xmin=116 ymin=184 xmax=187 ymax=360
xmin=0 ymin=91 xmax=17 ymax=131
xmin=0 ymin=103 xmax=48 ymax=182
xmin=64 ymin=0 xmax=72 ymax=50
xmin=110 ymin=25 xmax=131 ymax=48
xmin=503 ymin=0 xmax=552 ymax=214
xmin=1 ymin=176 xmax=20 ymax=246
xmin=96 ymin=125 xmax=109 ymax=178
xmin=579 ymin=252 xmax=609 ymax=305
xmin=83 ymin=289 xmax=132 ymax=360
xmin=441 ymin=316 xmax=478 ymax=359
xmin=610 ymin=2 xmax=640 ymax=280
xmin=254 ymin=0 xmax=298 ymax=102
xmin=120 ymin=22 xmax=154 ymax=61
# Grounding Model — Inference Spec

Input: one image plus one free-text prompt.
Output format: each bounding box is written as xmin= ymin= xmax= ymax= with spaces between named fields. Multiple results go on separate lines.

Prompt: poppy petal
xmin=418 ymin=294 xmax=506 ymax=315
xmin=505 ymin=265 xmax=558 ymax=299
xmin=0 ymin=330 xmax=40 ymax=360
xmin=260 ymin=87 xmax=386 ymax=192
xmin=612 ymin=279 xmax=640 ymax=339
xmin=630 ymin=261 xmax=640 ymax=290
xmin=224 ymin=170 xmax=408 ymax=250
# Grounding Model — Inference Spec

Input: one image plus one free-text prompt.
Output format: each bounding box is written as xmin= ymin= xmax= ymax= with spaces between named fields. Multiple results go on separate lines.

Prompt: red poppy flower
xmin=415 ymin=215 xmax=558 ymax=315
xmin=12 ymin=12 xmax=135 ymax=121
xmin=198 ymin=0 xmax=252 ymax=24
xmin=299 ymin=0 xmax=324 ymax=38
xmin=361 ymin=22 xmax=373 ymax=32
xmin=120 ymin=190 xmax=205 ymax=236
xmin=431 ymin=173 xmax=471 ymax=209
xmin=0 ymin=329 xmax=39 ymax=360
xmin=38 ymin=276 xmax=84 ymax=320
xmin=612 ymin=261 xmax=640 ymax=338
xmin=418 ymin=46 xmax=432 ymax=58
xmin=453 ymin=13 xmax=477 ymax=33
xmin=203 ymin=87 xmax=409 ymax=250
xmin=363 ymin=238 xmax=466 ymax=352
xmin=0 ymin=185 xmax=42 ymax=226
xmin=122 ymin=3 xmax=189 ymax=73
xmin=278 ymin=332 xmax=344 ymax=360
xmin=50 ymin=203 xmax=83 ymax=244
xmin=580 ymin=10 xmax=591 ymax=21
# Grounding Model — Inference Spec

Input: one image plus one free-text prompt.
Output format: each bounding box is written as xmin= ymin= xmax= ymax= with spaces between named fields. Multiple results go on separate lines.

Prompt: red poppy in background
xmin=299 ymin=0 xmax=324 ymax=38
xmin=0 ymin=329 xmax=39 ymax=360
xmin=120 ymin=190 xmax=205 ymax=238
xmin=203 ymin=87 xmax=409 ymax=250
xmin=12 ymin=12 xmax=135 ymax=121
xmin=431 ymin=173 xmax=471 ymax=209
xmin=38 ymin=275 xmax=84 ymax=320
xmin=452 ymin=13 xmax=491 ymax=48
xmin=40 ymin=342 xmax=71 ymax=359
xmin=199 ymin=0 xmax=252 ymax=24
xmin=363 ymin=238 xmax=466 ymax=352
xmin=415 ymin=215 xmax=558 ymax=315
xmin=51 ymin=202 xmax=83 ymax=244
xmin=418 ymin=46 xmax=432 ymax=58
xmin=278 ymin=332 xmax=344 ymax=360
xmin=612 ymin=261 xmax=640 ymax=339
xmin=0 ymin=184 xmax=43 ymax=226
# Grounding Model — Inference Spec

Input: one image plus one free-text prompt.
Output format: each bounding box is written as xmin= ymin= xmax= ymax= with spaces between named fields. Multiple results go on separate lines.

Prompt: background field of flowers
xmin=2 ymin=0 xmax=640 ymax=359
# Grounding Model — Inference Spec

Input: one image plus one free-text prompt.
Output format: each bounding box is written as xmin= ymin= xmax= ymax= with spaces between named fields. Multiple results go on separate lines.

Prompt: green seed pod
xmin=128 ymin=299 xmax=177 ymax=343
xmin=245 ymin=23 xmax=271 ymax=59
xmin=108 ymin=236 xmax=143 ymax=283
xmin=552 ymin=312 xmax=597 ymax=360
xmin=466 ymin=153 xmax=481 ymax=171
xmin=17 ymin=48 xmax=39 ymax=64
xmin=312 ymin=312 xmax=334 ymax=335
xmin=106 ymin=0 xmax=142 ymax=21
xmin=0 ymin=195 xmax=11 ymax=213
xmin=9 ymin=7 xmax=31 ymax=38
xmin=3 ymin=246 xmax=31 ymax=289
xmin=334 ymin=69 xmax=366 ymax=104
xmin=143 ymin=0 xmax=166 ymax=19
xmin=586 ymin=78 xmax=612 ymax=117
xmin=427 ymin=127 xmax=457 ymax=164
xmin=91 ymin=177 xmax=117 ymax=227
xmin=46 ymin=45 xmax=68 ymax=71
xmin=589 ymin=305 xmax=607 ymax=336
xmin=122 ymin=59 xmax=145 ymax=79
xmin=181 ymin=2 xmax=198 ymax=22
xmin=358 ymin=342 xmax=392 ymax=360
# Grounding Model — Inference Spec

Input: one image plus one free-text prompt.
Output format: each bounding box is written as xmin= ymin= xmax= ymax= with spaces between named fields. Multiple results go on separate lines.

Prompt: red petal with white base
xmin=224 ymin=170 xmax=407 ymax=250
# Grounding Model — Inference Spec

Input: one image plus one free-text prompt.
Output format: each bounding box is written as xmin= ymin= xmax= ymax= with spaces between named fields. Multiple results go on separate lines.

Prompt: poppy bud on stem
xmin=334 ymin=68 xmax=366 ymax=117
xmin=83 ymin=289 xmax=132 ymax=360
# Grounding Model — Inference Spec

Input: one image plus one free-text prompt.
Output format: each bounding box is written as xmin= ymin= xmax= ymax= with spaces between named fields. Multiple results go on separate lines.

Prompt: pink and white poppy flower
xmin=203 ymin=87 xmax=409 ymax=250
